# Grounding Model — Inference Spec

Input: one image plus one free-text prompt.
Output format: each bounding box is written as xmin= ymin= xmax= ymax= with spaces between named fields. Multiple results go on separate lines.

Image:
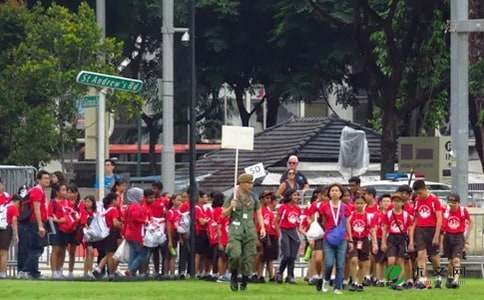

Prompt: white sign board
xmin=244 ymin=163 xmax=266 ymax=179
xmin=221 ymin=125 xmax=254 ymax=150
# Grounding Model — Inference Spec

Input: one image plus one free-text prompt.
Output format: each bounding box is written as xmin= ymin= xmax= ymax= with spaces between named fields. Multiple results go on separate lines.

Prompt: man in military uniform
xmin=223 ymin=173 xmax=266 ymax=292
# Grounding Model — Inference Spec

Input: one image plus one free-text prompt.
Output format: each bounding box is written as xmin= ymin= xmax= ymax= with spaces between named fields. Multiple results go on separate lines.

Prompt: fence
xmin=0 ymin=165 xmax=37 ymax=195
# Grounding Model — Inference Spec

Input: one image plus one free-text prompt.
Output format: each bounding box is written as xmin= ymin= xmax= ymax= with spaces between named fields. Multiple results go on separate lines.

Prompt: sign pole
xmin=97 ymin=90 xmax=106 ymax=201
xmin=234 ymin=148 xmax=239 ymax=190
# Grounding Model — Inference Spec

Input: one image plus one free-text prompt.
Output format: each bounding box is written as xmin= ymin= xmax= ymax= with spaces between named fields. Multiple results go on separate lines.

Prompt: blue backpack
xmin=325 ymin=205 xmax=346 ymax=247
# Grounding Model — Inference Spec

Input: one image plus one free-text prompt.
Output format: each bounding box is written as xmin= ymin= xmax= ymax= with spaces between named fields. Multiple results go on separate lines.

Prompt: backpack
xmin=83 ymin=207 xmax=112 ymax=242
xmin=177 ymin=212 xmax=190 ymax=234
xmin=0 ymin=203 xmax=12 ymax=230
xmin=143 ymin=217 xmax=166 ymax=248
xmin=18 ymin=190 xmax=35 ymax=223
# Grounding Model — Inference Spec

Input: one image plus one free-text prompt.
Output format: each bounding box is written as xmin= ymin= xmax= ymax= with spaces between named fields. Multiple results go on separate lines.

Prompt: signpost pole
xmin=234 ymin=148 xmax=239 ymax=190
xmin=97 ymin=90 xmax=106 ymax=201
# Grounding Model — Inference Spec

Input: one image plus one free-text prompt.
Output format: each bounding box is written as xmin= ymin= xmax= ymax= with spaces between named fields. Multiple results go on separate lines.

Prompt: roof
xmin=79 ymin=144 xmax=220 ymax=155
xmin=193 ymin=116 xmax=383 ymax=193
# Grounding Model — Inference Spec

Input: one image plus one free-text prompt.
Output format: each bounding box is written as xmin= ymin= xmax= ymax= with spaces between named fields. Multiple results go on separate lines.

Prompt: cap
xmin=238 ymin=173 xmax=254 ymax=184
xmin=126 ymin=187 xmax=144 ymax=204
xmin=391 ymin=193 xmax=404 ymax=201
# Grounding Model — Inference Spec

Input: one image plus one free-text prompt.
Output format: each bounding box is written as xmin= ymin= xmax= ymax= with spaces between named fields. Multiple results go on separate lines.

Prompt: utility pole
xmin=449 ymin=1 xmax=484 ymax=204
xmin=161 ymin=0 xmax=176 ymax=194
xmin=96 ymin=0 xmax=106 ymax=201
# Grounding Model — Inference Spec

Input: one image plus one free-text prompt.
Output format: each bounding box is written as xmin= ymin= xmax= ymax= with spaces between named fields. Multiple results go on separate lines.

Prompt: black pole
xmin=188 ymin=0 xmax=197 ymax=278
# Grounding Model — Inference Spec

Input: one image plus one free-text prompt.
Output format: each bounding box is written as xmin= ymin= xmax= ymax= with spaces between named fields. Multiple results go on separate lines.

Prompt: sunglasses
xmin=448 ymin=198 xmax=458 ymax=203
xmin=288 ymin=162 xmax=297 ymax=165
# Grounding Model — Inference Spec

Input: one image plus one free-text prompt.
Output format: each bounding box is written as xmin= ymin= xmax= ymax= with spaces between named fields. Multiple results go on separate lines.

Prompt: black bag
xmin=18 ymin=193 xmax=32 ymax=223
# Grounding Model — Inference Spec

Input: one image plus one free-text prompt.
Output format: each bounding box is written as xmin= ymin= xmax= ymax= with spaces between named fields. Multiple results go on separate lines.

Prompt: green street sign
xmin=76 ymin=70 xmax=143 ymax=93
xmin=79 ymin=96 xmax=99 ymax=108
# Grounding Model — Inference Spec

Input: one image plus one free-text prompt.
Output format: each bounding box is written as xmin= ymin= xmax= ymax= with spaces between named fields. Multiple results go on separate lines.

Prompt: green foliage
xmin=0 ymin=1 xmax=130 ymax=166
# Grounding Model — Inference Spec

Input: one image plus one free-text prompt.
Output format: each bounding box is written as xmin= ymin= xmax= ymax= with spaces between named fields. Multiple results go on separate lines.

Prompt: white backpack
xmin=83 ymin=207 xmax=112 ymax=242
xmin=0 ymin=204 xmax=10 ymax=230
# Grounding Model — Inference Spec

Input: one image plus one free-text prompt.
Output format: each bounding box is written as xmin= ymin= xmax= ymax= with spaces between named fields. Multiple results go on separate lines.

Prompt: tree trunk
xmin=380 ymin=105 xmax=399 ymax=178
xmin=234 ymin=85 xmax=250 ymax=126
xmin=469 ymin=0 xmax=484 ymax=172
xmin=266 ymin=93 xmax=280 ymax=128
xmin=142 ymin=114 xmax=161 ymax=175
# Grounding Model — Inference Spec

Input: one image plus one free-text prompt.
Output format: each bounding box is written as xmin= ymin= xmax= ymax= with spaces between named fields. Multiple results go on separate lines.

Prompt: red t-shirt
xmin=300 ymin=207 xmax=311 ymax=233
xmin=195 ymin=204 xmax=210 ymax=233
xmin=213 ymin=207 xmax=229 ymax=246
xmin=79 ymin=207 xmax=94 ymax=227
xmin=124 ymin=203 xmax=148 ymax=244
xmin=104 ymin=207 xmax=120 ymax=229
xmin=7 ymin=204 xmax=19 ymax=225
xmin=383 ymin=210 xmax=413 ymax=235
xmin=414 ymin=193 xmax=442 ymax=227
xmin=29 ymin=185 xmax=48 ymax=222
xmin=374 ymin=211 xmax=385 ymax=239
xmin=387 ymin=203 xmax=415 ymax=216
xmin=349 ymin=210 xmax=374 ymax=239
xmin=261 ymin=206 xmax=277 ymax=236
xmin=443 ymin=206 xmax=470 ymax=234
xmin=144 ymin=199 xmax=166 ymax=219
xmin=166 ymin=208 xmax=182 ymax=233
xmin=0 ymin=192 xmax=10 ymax=206
xmin=180 ymin=201 xmax=190 ymax=213
xmin=364 ymin=203 xmax=379 ymax=224
xmin=278 ymin=203 xmax=301 ymax=230
xmin=307 ymin=201 xmax=322 ymax=217
xmin=318 ymin=201 xmax=351 ymax=232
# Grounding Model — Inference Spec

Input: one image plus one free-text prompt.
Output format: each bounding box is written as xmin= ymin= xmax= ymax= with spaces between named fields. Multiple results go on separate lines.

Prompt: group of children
xmin=0 ymin=174 xmax=473 ymax=294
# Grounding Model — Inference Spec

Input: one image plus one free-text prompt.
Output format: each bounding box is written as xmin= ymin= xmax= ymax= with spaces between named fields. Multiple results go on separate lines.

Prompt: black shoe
xmin=240 ymin=276 xmax=248 ymax=291
xmin=349 ymin=283 xmax=358 ymax=292
xmin=451 ymin=281 xmax=459 ymax=289
xmin=415 ymin=281 xmax=427 ymax=289
xmin=315 ymin=278 xmax=323 ymax=291
xmin=363 ymin=277 xmax=372 ymax=286
xmin=230 ymin=276 xmax=239 ymax=292
xmin=269 ymin=277 xmax=275 ymax=282
xmin=275 ymin=273 xmax=283 ymax=284
xmin=257 ymin=276 xmax=266 ymax=283
xmin=329 ymin=279 xmax=335 ymax=286
xmin=434 ymin=278 xmax=442 ymax=289
xmin=178 ymin=274 xmax=186 ymax=280
xmin=446 ymin=278 xmax=453 ymax=289
xmin=286 ymin=276 xmax=296 ymax=284
xmin=357 ymin=284 xmax=364 ymax=292
xmin=375 ymin=280 xmax=385 ymax=287
xmin=391 ymin=283 xmax=404 ymax=291
xmin=403 ymin=281 xmax=414 ymax=289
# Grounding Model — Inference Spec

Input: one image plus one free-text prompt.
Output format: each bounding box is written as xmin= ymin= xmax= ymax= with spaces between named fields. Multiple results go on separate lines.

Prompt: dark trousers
xmin=17 ymin=223 xmax=29 ymax=272
xmin=178 ymin=236 xmax=191 ymax=275
xmin=23 ymin=223 xmax=46 ymax=278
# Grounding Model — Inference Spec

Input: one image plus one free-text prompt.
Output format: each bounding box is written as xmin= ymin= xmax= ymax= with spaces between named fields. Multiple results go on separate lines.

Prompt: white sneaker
xmin=322 ymin=280 xmax=329 ymax=293
xmin=334 ymin=289 xmax=343 ymax=295
xmin=16 ymin=271 xmax=25 ymax=279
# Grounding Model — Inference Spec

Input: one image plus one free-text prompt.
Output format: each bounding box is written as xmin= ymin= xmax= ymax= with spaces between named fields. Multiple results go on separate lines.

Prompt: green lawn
xmin=0 ymin=279 xmax=483 ymax=300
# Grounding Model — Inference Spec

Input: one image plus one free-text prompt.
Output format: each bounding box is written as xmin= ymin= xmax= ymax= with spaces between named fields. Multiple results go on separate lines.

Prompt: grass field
xmin=0 ymin=279 xmax=483 ymax=300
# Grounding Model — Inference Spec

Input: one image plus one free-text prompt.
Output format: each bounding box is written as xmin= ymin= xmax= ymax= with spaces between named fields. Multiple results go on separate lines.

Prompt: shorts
xmin=0 ymin=226 xmax=13 ymax=250
xmin=314 ymin=238 xmax=324 ymax=251
xmin=374 ymin=239 xmax=387 ymax=263
xmin=195 ymin=232 xmax=211 ymax=256
xmin=349 ymin=238 xmax=370 ymax=261
xmin=217 ymin=248 xmax=228 ymax=260
xmin=101 ymin=230 xmax=119 ymax=253
xmin=387 ymin=234 xmax=408 ymax=259
xmin=415 ymin=227 xmax=439 ymax=256
xmin=262 ymin=235 xmax=279 ymax=262
xmin=48 ymin=224 xmax=67 ymax=247
xmin=443 ymin=233 xmax=465 ymax=259
xmin=61 ymin=231 xmax=80 ymax=246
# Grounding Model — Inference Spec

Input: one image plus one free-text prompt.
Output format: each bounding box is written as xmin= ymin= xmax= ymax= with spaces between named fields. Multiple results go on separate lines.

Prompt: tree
xmin=0 ymin=1 xmax=133 ymax=168
xmin=306 ymin=0 xmax=450 ymax=176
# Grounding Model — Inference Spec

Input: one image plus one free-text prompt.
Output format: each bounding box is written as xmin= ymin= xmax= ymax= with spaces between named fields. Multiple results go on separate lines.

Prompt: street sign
xmin=76 ymin=70 xmax=143 ymax=93
xmin=79 ymin=96 xmax=99 ymax=108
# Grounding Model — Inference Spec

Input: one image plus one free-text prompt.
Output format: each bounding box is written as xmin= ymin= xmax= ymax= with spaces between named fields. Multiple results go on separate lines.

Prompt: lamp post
xmin=188 ymin=0 xmax=198 ymax=278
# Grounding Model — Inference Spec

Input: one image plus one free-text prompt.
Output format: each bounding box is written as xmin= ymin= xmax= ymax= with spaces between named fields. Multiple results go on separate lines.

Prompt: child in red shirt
xmin=166 ymin=194 xmax=182 ymax=276
xmin=443 ymin=194 xmax=472 ymax=288
xmin=275 ymin=190 xmax=301 ymax=284
xmin=80 ymin=195 xmax=96 ymax=279
xmin=256 ymin=191 xmax=277 ymax=282
xmin=48 ymin=183 xmax=69 ymax=279
xmin=195 ymin=191 xmax=212 ymax=278
xmin=0 ymin=194 xmax=20 ymax=278
xmin=382 ymin=194 xmax=414 ymax=290
xmin=373 ymin=194 xmax=392 ymax=287
xmin=211 ymin=192 xmax=229 ymax=281
xmin=411 ymin=180 xmax=443 ymax=289
xmin=142 ymin=189 xmax=165 ymax=276
xmin=348 ymin=197 xmax=378 ymax=292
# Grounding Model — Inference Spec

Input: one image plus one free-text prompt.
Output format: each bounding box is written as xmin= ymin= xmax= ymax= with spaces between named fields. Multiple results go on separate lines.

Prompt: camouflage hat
xmin=238 ymin=173 xmax=254 ymax=184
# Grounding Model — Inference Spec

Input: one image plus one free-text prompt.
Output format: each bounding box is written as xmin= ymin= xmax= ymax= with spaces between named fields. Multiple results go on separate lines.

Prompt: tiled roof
xmin=193 ymin=116 xmax=383 ymax=193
